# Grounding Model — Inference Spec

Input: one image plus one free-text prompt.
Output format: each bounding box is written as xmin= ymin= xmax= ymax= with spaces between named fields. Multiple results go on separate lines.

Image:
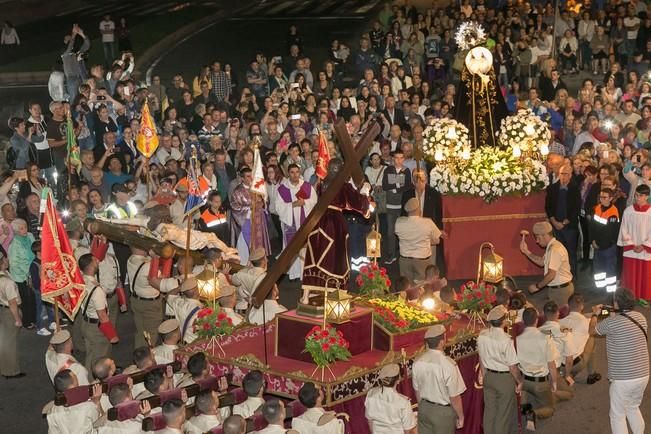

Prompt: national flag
xmin=136 ymin=101 xmax=159 ymax=158
xmin=183 ymin=149 xmax=208 ymax=215
xmin=315 ymin=130 xmax=331 ymax=179
xmin=66 ymin=114 xmax=81 ymax=175
xmin=250 ymin=146 xmax=267 ymax=199
xmin=39 ymin=188 xmax=86 ymax=319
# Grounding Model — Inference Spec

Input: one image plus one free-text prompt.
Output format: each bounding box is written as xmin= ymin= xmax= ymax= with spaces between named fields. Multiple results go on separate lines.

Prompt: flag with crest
xmin=315 ymin=130 xmax=331 ymax=179
xmin=136 ymin=101 xmax=159 ymax=158
xmin=39 ymin=188 xmax=86 ymax=319
xmin=250 ymin=146 xmax=267 ymax=199
xmin=66 ymin=114 xmax=82 ymax=175
xmin=183 ymin=147 xmax=208 ymax=215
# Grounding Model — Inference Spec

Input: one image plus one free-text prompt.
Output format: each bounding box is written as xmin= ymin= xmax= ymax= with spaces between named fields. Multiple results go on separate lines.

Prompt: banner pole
xmin=54 ymin=300 xmax=61 ymax=332
xmin=185 ymin=212 xmax=192 ymax=279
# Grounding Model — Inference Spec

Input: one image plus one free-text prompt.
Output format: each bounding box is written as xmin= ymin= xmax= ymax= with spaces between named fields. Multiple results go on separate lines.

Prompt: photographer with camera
xmin=590 ymin=287 xmax=649 ymax=434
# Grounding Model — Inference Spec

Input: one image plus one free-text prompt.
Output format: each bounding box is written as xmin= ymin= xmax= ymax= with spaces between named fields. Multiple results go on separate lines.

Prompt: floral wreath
xmin=455 ymin=21 xmax=487 ymax=51
xmin=422 ymin=118 xmax=470 ymax=161
xmin=498 ymin=109 xmax=551 ymax=154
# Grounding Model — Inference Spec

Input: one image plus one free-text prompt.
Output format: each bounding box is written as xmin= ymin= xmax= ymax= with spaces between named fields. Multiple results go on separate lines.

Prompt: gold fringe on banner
xmin=443 ymin=212 xmax=547 ymax=223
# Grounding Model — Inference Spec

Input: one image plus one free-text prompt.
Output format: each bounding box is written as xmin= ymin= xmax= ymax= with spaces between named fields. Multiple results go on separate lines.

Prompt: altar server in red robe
xmin=617 ymin=184 xmax=651 ymax=300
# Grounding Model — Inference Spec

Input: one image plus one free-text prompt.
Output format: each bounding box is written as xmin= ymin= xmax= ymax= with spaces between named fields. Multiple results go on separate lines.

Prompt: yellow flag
xmin=136 ymin=101 xmax=159 ymax=158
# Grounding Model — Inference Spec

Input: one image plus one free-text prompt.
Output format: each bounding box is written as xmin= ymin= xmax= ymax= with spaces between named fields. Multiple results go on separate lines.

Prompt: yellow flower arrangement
xmin=368 ymin=298 xmax=442 ymax=332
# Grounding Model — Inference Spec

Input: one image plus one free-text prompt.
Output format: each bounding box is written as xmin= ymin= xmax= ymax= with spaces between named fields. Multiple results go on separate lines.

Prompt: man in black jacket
xmin=401 ymin=169 xmax=446 ymax=275
xmin=539 ymin=69 xmax=568 ymax=102
xmin=545 ymin=164 xmax=581 ymax=275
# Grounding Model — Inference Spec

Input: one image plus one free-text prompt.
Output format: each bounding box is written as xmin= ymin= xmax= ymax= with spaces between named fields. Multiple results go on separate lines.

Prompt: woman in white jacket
xmin=559 ymin=30 xmax=579 ymax=74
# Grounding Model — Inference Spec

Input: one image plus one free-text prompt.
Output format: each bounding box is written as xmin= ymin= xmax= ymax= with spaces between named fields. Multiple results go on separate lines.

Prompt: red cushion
xmin=105 ymin=374 xmax=129 ymax=391
xmin=287 ymin=400 xmax=307 ymax=418
xmin=159 ymin=388 xmax=183 ymax=404
xmin=144 ymin=412 xmax=166 ymax=431
xmin=252 ymin=413 xmax=267 ymax=431
xmin=559 ymin=304 xmax=570 ymax=319
xmin=511 ymin=321 xmax=526 ymax=338
xmin=231 ymin=388 xmax=247 ymax=404
xmin=196 ymin=376 xmax=219 ymax=392
xmin=113 ymin=400 xmax=140 ymax=421
xmin=63 ymin=385 xmax=91 ymax=407
xmin=209 ymin=428 xmax=224 ymax=434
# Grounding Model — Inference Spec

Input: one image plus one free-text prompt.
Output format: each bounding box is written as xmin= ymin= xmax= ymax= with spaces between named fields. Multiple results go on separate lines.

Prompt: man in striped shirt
xmin=591 ymin=288 xmax=649 ymax=434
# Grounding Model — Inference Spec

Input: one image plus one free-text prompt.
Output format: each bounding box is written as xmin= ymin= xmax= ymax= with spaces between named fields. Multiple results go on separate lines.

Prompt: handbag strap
xmin=619 ymin=312 xmax=648 ymax=341
xmin=373 ymin=166 xmax=386 ymax=185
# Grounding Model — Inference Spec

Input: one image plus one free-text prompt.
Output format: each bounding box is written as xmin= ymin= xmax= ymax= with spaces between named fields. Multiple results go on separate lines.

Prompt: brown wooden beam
xmin=251 ymin=120 xmax=381 ymax=307
xmin=333 ymin=121 xmax=366 ymax=187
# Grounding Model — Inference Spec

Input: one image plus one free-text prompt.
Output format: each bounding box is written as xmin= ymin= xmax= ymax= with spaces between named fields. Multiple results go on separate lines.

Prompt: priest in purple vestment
xmin=229 ymin=167 xmax=271 ymax=265
xmin=301 ymin=158 xmax=372 ymax=304
xmin=275 ymin=164 xmax=318 ymax=280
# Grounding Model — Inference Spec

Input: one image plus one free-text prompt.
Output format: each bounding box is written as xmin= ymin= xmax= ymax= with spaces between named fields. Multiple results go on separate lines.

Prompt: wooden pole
xmin=251 ymin=120 xmax=381 ymax=307
xmin=249 ymin=192 xmax=256 ymax=253
xmin=54 ymin=301 xmax=61 ymax=332
xmin=185 ymin=211 xmax=192 ymax=279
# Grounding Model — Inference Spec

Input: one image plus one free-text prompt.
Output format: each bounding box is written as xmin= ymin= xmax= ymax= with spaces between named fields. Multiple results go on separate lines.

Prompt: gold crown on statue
xmin=455 ymin=21 xmax=487 ymax=51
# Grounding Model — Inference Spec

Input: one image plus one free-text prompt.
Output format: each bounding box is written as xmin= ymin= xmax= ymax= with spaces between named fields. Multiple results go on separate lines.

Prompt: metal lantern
xmin=325 ymin=290 xmax=353 ymax=324
xmin=196 ymin=266 xmax=220 ymax=303
xmin=476 ymin=242 xmax=504 ymax=284
xmin=366 ymin=225 xmax=381 ymax=259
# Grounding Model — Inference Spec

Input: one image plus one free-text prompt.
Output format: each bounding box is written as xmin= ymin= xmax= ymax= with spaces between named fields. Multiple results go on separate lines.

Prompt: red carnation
xmin=321 ymin=343 xmax=330 ymax=351
xmin=336 ymin=330 xmax=343 ymax=337
xmin=227 ymin=317 xmax=233 ymax=325
xmin=197 ymin=308 xmax=213 ymax=319
xmin=203 ymin=323 xmax=211 ymax=330
xmin=217 ymin=312 xmax=227 ymax=321
xmin=380 ymin=269 xmax=387 ymax=276
xmin=356 ymin=276 xmax=363 ymax=286
xmin=385 ymin=279 xmax=391 ymax=287
xmin=361 ymin=265 xmax=368 ymax=273
xmin=329 ymin=337 xmax=337 ymax=344
xmin=321 ymin=329 xmax=330 ymax=338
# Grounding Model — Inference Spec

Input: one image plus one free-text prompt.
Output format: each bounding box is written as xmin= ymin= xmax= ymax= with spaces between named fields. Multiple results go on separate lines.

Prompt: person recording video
xmin=589 ymin=287 xmax=649 ymax=434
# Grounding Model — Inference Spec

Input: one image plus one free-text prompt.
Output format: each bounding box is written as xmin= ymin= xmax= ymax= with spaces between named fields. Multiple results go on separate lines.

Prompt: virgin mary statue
xmin=454 ymin=22 xmax=508 ymax=148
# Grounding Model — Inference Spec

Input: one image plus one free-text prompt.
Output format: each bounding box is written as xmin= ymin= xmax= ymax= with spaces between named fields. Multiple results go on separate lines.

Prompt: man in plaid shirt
xmin=210 ymin=61 xmax=231 ymax=103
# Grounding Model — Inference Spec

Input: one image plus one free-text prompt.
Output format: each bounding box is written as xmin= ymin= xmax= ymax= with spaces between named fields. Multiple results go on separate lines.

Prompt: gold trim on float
xmin=443 ymin=212 xmax=546 ymax=223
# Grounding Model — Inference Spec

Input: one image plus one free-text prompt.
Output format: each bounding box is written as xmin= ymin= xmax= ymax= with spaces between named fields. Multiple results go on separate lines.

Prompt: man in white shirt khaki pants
xmin=395 ymin=197 xmax=443 ymax=282
xmin=520 ymin=221 xmax=575 ymax=306
xmin=412 ymin=324 xmax=466 ymax=433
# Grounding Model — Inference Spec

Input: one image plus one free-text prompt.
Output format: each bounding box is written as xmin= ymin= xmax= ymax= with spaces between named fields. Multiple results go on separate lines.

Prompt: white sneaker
xmin=48 ymin=322 xmax=58 ymax=330
xmin=37 ymin=328 xmax=52 ymax=336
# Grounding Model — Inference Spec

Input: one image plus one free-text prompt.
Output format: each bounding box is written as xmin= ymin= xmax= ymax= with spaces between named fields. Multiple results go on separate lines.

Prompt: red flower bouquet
xmin=303 ymin=324 xmax=351 ymax=367
xmin=455 ymin=281 xmax=496 ymax=313
xmin=356 ymin=263 xmax=391 ymax=297
xmin=193 ymin=306 xmax=235 ymax=339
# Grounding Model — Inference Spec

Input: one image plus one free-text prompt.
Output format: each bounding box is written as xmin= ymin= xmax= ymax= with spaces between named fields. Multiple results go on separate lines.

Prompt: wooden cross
xmin=251 ymin=119 xmax=381 ymax=307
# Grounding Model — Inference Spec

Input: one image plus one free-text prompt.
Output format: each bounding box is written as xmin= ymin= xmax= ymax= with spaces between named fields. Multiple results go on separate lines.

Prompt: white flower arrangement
xmin=429 ymin=147 xmax=549 ymax=202
xmin=422 ymin=118 xmax=470 ymax=161
xmin=455 ymin=21 xmax=487 ymax=51
xmin=498 ymin=109 xmax=551 ymax=155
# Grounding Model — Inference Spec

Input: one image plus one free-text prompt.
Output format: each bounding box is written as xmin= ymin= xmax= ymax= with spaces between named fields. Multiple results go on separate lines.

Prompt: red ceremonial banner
xmin=40 ymin=189 xmax=86 ymax=319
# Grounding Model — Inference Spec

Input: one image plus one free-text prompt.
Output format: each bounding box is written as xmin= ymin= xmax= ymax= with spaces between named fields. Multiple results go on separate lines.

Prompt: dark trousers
xmin=554 ymin=226 xmax=578 ymax=276
xmin=579 ymin=216 xmax=591 ymax=261
xmin=17 ymin=282 xmax=35 ymax=327
xmin=594 ymin=245 xmax=618 ymax=279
